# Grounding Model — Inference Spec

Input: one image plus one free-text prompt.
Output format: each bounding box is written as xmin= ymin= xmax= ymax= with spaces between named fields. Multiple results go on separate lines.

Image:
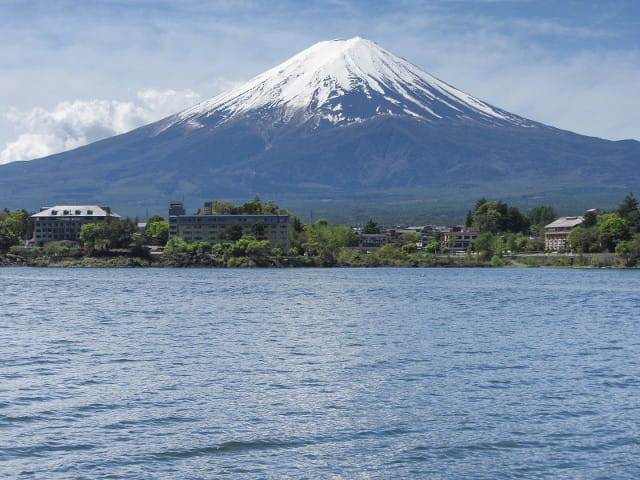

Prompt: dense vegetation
xmin=197 ymin=198 xmax=283 ymax=215
xmin=567 ymin=193 xmax=640 ymax=266
xmin=2 ymin=195 xmax=639 ymax=268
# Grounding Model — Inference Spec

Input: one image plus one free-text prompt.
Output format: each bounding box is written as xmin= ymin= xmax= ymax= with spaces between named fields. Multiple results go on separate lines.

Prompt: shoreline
xmin=1 ymin=253 xmax=633 ymax=269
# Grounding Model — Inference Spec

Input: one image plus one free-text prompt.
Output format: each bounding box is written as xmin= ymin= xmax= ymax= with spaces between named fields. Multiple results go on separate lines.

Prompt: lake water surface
xmin=1 ymin=268 xmax=639 ymax=479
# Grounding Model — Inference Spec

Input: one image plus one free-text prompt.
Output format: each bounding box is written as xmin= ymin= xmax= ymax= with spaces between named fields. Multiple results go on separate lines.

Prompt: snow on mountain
xmin=167 ymin=37 xmax=532 ymax=132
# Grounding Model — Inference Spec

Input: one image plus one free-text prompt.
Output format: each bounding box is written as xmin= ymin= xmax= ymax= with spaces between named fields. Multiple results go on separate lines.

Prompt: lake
xmin=1 ymin=268 xmax=639 ymax=479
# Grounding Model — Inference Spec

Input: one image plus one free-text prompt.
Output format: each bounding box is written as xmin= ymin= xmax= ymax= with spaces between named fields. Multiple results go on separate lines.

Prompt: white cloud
xmin=136 ymin=88 xmax=202 ymax=118
xmin=0 ymin=89 xmax=201 ymax=165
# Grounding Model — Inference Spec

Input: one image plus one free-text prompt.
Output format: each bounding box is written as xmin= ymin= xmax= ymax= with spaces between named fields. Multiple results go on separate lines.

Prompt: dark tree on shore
xmin=527 ymin=206 xmax=557 ymax=227
xmin=362 ymin=219 xmax=380 ymax=234
xmin=224 ymin=224 xmax=244 ymax=242
xmin=251 ymin=223 xmax=265 ymax=240
xmin=465 ymin=210 xmax=473 ymax=227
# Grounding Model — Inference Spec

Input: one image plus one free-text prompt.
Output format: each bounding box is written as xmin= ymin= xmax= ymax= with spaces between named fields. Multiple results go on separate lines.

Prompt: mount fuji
xmin=1 ymin=37 xmax=638 ymax=220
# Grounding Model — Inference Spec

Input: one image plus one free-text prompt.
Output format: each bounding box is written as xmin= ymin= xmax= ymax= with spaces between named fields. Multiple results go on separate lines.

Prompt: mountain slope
xmin=0 ymin=37 xmax=638 ymax=220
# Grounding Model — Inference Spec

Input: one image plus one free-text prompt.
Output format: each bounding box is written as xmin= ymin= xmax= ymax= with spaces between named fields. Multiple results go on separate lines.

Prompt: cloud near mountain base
xmin=0 ymin=88 xmax=201 ymax=165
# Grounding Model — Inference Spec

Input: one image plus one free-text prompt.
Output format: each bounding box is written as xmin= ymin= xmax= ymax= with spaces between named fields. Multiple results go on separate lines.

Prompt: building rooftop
xmin=544 ymin=216 xmax=584 ymax=230
xmin=445 ymin=230 xmax=479 ymax=236
xmin=32 ymin=205 xmax=120 ymax=218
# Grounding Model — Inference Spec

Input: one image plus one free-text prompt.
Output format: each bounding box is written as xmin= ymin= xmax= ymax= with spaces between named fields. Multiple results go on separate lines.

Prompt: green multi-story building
xmin=168 ymin=203 xmax=290 ymax=251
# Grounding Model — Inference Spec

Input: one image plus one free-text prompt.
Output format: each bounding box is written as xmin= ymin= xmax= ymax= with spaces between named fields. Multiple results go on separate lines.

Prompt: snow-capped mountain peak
xmin=173 ymin=37 xmax=529 ymax=129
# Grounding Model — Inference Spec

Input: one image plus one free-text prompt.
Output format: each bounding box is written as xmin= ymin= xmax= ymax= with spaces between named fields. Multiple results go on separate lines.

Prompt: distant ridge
xmin=0 ymin=37 xmax=638 ymax=221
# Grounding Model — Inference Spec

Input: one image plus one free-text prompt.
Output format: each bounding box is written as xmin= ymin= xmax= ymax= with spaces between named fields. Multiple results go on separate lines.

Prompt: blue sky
xmin=1 ymin=0 xmax=639 ymax=163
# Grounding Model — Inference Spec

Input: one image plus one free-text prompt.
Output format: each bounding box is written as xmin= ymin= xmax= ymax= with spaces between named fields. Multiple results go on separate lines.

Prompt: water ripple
xmin=1 ymin=268 xmax=639 ymax=479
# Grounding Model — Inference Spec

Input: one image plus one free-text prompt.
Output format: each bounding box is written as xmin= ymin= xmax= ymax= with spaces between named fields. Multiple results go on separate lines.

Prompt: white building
xmin=31 ymin=205 xmax=120 ymax=247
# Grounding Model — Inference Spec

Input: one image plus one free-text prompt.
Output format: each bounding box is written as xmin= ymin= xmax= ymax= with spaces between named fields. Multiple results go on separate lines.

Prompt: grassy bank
xmin=0 ymin=250 xmax=631 ymax=269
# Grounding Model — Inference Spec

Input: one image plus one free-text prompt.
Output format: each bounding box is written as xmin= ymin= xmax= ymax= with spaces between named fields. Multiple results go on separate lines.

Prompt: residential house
xmin=353 ymin=231 xmax=390 ymax=253
xmin=442 ymin=227 xmax=479 ymax=253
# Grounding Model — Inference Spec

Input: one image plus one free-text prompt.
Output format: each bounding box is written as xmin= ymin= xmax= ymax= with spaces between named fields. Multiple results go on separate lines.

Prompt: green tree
xmin=102 ymin=218 xmax=135 ymax=249
xmin=474 ymin=198 xmax=488 ymax=212
xmin=425 ymin=240 xmax=440 ymax=255
xmin=474 ymin=232 xmax=496 ymax=261
xmin=473 ymin=200 xmax=527 ymax=234
xmin=4 ymin=210 xmax=28 ymax=239
xmin=567 ymin=226 xmax=600 ymax=253
xmin=473 ymin=202 xmax=502 ymax=233
xmin=203 ymin=200 xmax=235 ymax=214
xmin=144 ymin=220 xmax=169 ymax=245
xmin=80 ymin=223 xmax=105 ymax=251
xmin=260 ymin=200 xmax=279 ymax=214
xmin=376 ymin=243 xmax=405 ymax=263
xmin=617 ymin=193 xmax=640 ymax=234
xmin=303 ymin=222 xmax=355 ymax=265
xmin=0 ymin=226 xmax=18 ymax=253
xmin=291 ymin=216 xmax=304 ymax=233
xmin=230 ymin=237 xmax=253 ymax=257
xmin=583 ymin=210 xmax=598 ymax=228
xmin=527 ymin=206 xmax=557 ymax=227
xmin=147 ymin=214 xmax=165 ymax=223
xmin=626 ymin=210 xmax=640 ymax=234
xmin=401 ymin=243 xmax=418 ymax=255
xmin=498 ymin=233 xmax=518 ymax=253
xmin=504 ymin=206 xmax=529 ymax=233
xmin=163 ymin=236 xmax=189 ymax=254
xmin=241 ymin=197 xmax=262 ymax=214
xmin=43 ymin=241 xmax=73 ymax=257
xmin=618 ymin=192 xmax=638 ymax=219
xmin=362 ymin=219 xmax=380 ymax=234
xmin=223 ymin=224 xmax=244 ymax=242
xmin=0 ymin=209 xmax=29 ymax=253
xmin=246 ymin=239 xmax=271 ymax=263
xmin=465 ymin=210 xmax=474 ymax=228
xmin=344 ymin=228 xmax=358 ymax=247
xmin=288 ymin=216 xmax=307 ymax=252
xmin=598 ymin=213 xmax=629 ymax=251
xmin=80 ymin=218 xmax=135 ymax=252
xmin=397 ymin=232 xmax=421 ymax=245
xmin=250 ymin=223 xmax=266 ymax=240
xmin=516 ymin=235 xmax=529 ymax=252
xmin=202 ymin=197 xmax=283 ymax=215
xmin=211 ymin=242 xmax=231 ymax=258
xmin=616 ymin=234 xmax=640 ymax=267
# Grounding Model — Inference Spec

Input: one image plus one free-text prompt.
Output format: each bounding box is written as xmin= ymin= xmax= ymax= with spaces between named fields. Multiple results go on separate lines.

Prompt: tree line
xmin=464 ymin=194 xmax=640 ymax=265
xmin=2 ymin=194 xmax=640 ymax=267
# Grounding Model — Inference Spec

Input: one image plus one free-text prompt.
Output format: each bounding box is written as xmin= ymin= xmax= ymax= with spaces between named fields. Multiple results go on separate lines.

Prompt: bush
xmin=616 ymin=234 xmax=640 ymax=266
xmin=490 ymin=255 xmax=503 ymax=267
